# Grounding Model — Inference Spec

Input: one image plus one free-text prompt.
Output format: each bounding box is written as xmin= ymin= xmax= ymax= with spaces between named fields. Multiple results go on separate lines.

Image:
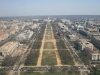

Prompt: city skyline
xmin=0 ymin=0 xmax=100 ymax=17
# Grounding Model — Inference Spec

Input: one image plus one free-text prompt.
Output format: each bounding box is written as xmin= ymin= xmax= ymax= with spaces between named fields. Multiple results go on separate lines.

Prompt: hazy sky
xmin=0 ymin=0 xmax=100 ymax=17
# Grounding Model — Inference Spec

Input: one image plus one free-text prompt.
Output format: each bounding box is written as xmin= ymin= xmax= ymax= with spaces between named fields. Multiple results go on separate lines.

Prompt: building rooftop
xmin=77 ymin=39 xmax=84 ymax=42
xmin=0 ymin=32 xmax=7 ymax=36
xmin=86 ymin=47 xmax=100 ymax=54
xmin=87 ymin=27 xmax=98 ymax=32
xmin=0 ymin=42 xmax=18 ymax=51
xmin=93 ymin=36 xmax=100 ymax=40
xmin=77 ymin=39 xmax=93 ymax=46
xmin=83 ymin=42 xmax=93 ymax=46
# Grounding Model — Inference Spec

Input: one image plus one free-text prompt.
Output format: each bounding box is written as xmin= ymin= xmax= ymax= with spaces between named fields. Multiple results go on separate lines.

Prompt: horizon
xmin=1 ymin=15 xmax=100 ymax=18
xmin=0 ymin=0 xmax=100 ymax=17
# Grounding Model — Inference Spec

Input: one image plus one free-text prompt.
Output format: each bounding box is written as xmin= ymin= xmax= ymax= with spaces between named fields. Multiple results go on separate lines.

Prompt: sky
xmin=0 ymin=0 xmax=100 ymax=17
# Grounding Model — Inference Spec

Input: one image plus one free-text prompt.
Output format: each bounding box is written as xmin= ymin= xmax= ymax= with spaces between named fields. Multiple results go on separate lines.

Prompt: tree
xmin=1 ymin=55 xmax=20 ymax=66
xmin=48 ymin=64 xmax=56 ymax=72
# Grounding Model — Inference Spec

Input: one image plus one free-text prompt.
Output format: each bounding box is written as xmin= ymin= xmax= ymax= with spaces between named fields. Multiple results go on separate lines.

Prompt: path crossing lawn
xmin=42 ymin=51 xmax=57 ymax=65
xmin=44 ymin=42 xmax=54 ymax=49
xmin=45 ymin=35 xmax=52 ymax=40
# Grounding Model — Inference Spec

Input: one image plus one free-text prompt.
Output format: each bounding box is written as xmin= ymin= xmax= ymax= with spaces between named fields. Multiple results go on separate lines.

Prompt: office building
xmin=91 ymin=36 xmax=100 ymax=50
xmin=84 ymin=47 xmax=100 ymax=60
xmin=75 ymin=39 xmax=94 ymax=50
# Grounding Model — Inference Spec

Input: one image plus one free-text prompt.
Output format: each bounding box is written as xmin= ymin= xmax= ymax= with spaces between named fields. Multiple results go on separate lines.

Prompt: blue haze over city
xmin=0 ymin=0 xmax=100 ymax=17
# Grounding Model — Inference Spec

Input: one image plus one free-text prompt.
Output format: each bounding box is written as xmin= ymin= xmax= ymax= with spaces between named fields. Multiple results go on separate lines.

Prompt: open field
xmin=46 ymin=31 xmax=52 ymax=35
xmin=21 ymin=71 xmax=80 ymax=75
xmin=47 ymin=27 xmax=51 ymax=30
xmin=47 ymin=25 xmax=51 ymax=30
xmin=42 ymin=51 xmax=57 ymax=65
xmin=46 ymin=28 xmax=51 ymax=30
xmin=32 ymin=41 xmax=42 ymax=50
xmin=0 ymin=72 xmax=7 ymax=75
xmin=45 ymin=35 xmax=52 ymax=40
xmin=1 ymin=55 xmax=20 ymax=66
xmin=44 ymin=42 xmax=55 ymax=49
xmin=25 ymin=51 xmax=39 ymax=66
xmin=36 ymin=25 xmax=46 ymax=40
xmin=36 ymin=32 xmax=44 ymax=41
xmin=58 ymin=50 xmax=74 ymax=65
xmin=56 ymin=39 xmax=67 ymax=49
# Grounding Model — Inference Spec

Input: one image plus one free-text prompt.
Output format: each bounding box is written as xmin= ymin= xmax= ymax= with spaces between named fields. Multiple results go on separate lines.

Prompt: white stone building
xmin=0 ymin=42 xmax=19 ymax=60
xmin=16 ymin=30 xmax=33 ymax=42
xmin=75 ymin=39 xmax=94 ymax=51
xmin=84 ymin=47 xmax=100 ymax=60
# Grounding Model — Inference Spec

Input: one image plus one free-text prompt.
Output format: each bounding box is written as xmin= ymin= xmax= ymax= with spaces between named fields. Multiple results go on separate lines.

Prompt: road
xmin=15 ymin=65 xmax=89 ymax=72
xmin=0 ymin=65 xmax=90 ymax=72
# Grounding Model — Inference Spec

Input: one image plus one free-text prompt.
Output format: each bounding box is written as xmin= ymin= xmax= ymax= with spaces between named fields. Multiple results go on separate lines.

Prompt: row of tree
xmin=56 ymin=39 xmax=67 ymax=49
xmin=89 ymin=67 xmax=100 ymax=75
xmin=1 ymin=55 xmax=20 ymax=66
xmin=77 ymin=51 xmax=91 ymax=65
xmin=51 ymin=21 xmax=61 ymax=39
xmin=25 ymin=50 xmax=39 ymax=66
xmin=36 ymin=23 xmax=46 ymax=41
xmin=0 ymin=72 xmax=7 ymax=75
xmin=25 ymin=23 xmax=46 ymax=66
xmin=32 ymin=41 xmax=42 ymax=50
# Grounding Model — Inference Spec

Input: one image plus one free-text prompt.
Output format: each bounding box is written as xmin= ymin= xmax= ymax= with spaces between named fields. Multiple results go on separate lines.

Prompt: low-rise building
xmin=74 ymin=25 xmax=84 ymax=31
xmin=75 ymin=39 xmax=94 ymax=50
xmin=79 ymin=30 xmax=89 ymax=36
xmin=0 ymin=42 xmax=19 ymax=60
xmin=58 ymin=22 xmax=68 ymax=31
xmin=0 ymin=31 xmax=9 ymax=42
xmin=75 ymin=38 xmax=100 ymax=61
xmin=86 ymin=27 xmax=99 ymax=32
xmin=16 ymin=30 xmax=33 ymax=42
xmin=84 ymin=47 xmax=100 ymax=60
xmin=67 ymin=34 xmax=77 ymax=41
xmin=91 ymin=36 xmax=100 ymax=50
xmin=30 ymin=23 xmax=40 ymax=29
xmin=79 ymin=27 xmax=100 ymax=36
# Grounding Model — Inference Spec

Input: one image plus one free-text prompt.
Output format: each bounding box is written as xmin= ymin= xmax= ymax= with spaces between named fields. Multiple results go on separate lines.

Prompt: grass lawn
xmin=0 ymin=61 xmax=2 ymax=66
xmin=44 ymin=42 xmax=54 ymax=49
xmin=42 ymin=51 xmax=57 ymax=65
xmin=47 ymin=27 xmax=51 ymax=30
xmin=46 ymin=31 xmax=52 ymax=35
xmin=24 ymin=51 xmax=39 ymax=66
xmin=69 ymin=41 xmax=75 ymax=47
xmin=46 ymin=29 xmax=51 ymax=31
xmin=56 ymin=39 xmax=67 ymax=49
xmin=0 ymin=72 xmax=7 ymax=75
xmin=21 ymin=71 xmax=80 ymax=75
xmin=32 ymin=41 xmax=42 ymax=49
xmin=58 ymin=50 xmax=74 ymax=65
xmin=77 ymin=51 xmax=91 ymax=65
xmin=47 ymin=25 xmax=51 ymax=30
xmin=45 ymin=35 xmax=52 ymax=40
